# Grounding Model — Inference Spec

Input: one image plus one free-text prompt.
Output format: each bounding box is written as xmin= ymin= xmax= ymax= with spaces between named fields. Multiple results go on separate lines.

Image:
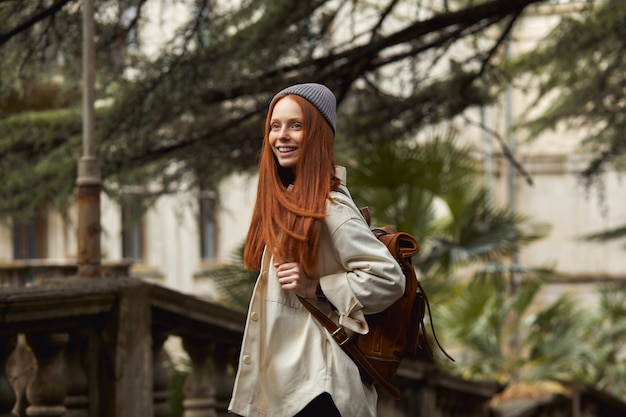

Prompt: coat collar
xmin=335 ymin=165 xmax=347 ymax=186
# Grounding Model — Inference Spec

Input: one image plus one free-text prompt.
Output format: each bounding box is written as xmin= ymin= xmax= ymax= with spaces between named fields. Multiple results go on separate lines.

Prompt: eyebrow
xmin=270 ymin=117 xmax=302 ymax=123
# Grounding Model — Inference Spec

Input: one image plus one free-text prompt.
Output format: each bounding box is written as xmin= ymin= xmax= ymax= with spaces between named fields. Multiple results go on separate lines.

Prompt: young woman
xmin=228 ymin=83 xmax=406 ymax=417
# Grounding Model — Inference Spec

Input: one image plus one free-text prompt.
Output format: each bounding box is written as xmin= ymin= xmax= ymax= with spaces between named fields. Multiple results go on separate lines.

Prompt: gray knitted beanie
xmin=272 ymin=83 xmax=337 ymax=133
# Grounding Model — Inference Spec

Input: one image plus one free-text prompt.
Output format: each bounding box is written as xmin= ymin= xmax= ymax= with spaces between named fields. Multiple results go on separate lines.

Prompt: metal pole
xmin=505 ymin=41 xmax=520 ymax=294
xmin=505 ymin=40 xmax=521 ymax=359
xmin=77 ymin=0 xmax=101 ymax=277
xmin=481 ymin=105 xmax=493 ymax=207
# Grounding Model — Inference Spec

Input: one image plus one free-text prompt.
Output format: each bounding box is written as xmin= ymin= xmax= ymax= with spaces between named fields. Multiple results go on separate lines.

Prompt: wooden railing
xmin=1 ymin=276 xmax=502 ymax=417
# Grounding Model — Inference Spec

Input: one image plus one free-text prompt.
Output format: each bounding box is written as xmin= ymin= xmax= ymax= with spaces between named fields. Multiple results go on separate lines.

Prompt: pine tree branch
xmin=0 ymin=0 xmax=74 ymax=47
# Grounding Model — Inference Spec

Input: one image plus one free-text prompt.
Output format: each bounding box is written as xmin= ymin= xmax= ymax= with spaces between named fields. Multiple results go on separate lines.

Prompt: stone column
xmin=25 ymin=332 xmax=69 ymax=417
xmin=0 ymin=335 xmax=17 ymax=417
xmin=99 ymin=280 xmax=152 ymax=417
xmin=212 ymin=343 xmax=235 ymax=417
xmin=64 ymin=331 xmax=88 ymax=417
xmin=182 ymin=338 xmax=215 ymax=417
xmin=152 ymin=331 xmax=171 ymax=417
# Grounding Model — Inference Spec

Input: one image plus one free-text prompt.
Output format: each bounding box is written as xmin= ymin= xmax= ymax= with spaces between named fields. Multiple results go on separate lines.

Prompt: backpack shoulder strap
xmin=298 ymin=295 xmax=403 ymax=399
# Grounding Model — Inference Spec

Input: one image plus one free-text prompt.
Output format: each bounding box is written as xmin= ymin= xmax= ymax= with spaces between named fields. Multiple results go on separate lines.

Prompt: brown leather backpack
xmin=299 ymin=208 xmax=453 ymax=399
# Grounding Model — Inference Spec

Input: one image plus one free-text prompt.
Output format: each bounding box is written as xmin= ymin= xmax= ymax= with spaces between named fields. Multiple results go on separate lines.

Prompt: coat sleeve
xmin=318 ymin=197 xmax=406 ymax=335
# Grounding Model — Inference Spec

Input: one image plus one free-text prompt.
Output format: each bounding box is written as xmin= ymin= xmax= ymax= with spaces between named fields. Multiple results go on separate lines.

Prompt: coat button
xmin=251 ymin=312 xmax=259 ymax=321
xmin=243 ymin=355 xmax=252 ymax=365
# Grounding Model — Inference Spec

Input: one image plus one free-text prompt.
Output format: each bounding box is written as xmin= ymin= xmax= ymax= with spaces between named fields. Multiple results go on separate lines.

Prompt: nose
xmin=278 ymin=126 xmax=290 ymax=140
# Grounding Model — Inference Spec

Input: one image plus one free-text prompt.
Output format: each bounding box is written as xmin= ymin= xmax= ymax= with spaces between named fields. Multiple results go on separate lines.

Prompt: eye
xmin=290 ymin=121 xmax=302 ymax=130
xmin=271 ymin=122 xmax=281 ymax=130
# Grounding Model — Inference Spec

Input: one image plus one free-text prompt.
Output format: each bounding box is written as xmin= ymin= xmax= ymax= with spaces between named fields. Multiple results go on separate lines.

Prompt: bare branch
xmin=462 ymin=114 xmax=534 ymax=186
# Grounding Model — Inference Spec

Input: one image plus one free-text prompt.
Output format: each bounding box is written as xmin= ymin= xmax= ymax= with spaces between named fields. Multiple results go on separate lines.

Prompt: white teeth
xmin=277 ymin=147 xmax=296 ymax=152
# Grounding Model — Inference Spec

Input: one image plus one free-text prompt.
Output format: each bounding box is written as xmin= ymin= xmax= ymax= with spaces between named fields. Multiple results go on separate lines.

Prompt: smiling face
xmin=269 ymin=96 xmax=304 ymax=169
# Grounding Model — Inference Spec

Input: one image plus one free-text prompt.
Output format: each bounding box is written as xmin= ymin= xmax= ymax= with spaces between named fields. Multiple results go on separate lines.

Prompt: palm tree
xmin=206 ymin=243 xmax=257 ymax=311
xmin=582 ymin=282 xmax=626 ymax=398
xmin=346 ymin=130 xmax=549 ymax=279
xmin=439 ymin=267 xmax=626 ymax=400
xmin=439 ymin=268 xmax=583 ymax=380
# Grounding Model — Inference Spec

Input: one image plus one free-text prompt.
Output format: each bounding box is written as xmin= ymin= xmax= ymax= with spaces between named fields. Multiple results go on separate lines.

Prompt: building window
xmin=121 ymin=192 xmax=145 ymax=262
xmin=199 ymin=190 xmax=217 ymax=261
xmin=12 ymin=208 xmax=47 ymax=260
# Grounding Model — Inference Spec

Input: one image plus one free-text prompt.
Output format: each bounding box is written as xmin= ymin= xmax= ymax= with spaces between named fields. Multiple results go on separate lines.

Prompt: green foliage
xmin=169 ymin=366 xmax=189 ymax=417
xmin=582 ymin=224 xmax=626 ymax=249
xmin=440 ymin=273 xmax=626 ymax=400
xmin=508 ymin=0 xmax=626 ymax=178
xmin=525 ymin=295 xmax=589 ymax=380
xmin=584 ymin=283 xmax=626 ymax=397
xmin=347 ymin=130 xmax=479 ymax=235
xmin=206 ymin=243 xmax=258 ymax=311
xmin=439 ymin=269 xmax=552 ymax=380
xmin=0 ymin=108 xmax=82 ymax=219
xmin=347 ymin=131 xmax=549 ymax=276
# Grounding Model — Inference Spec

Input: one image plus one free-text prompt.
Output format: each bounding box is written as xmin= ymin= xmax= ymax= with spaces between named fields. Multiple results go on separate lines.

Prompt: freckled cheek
xmin=268 ymin=134 xmax=278 ymax=149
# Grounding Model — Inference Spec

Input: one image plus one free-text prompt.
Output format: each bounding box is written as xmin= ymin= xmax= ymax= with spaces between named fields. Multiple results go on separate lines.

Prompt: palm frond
xmin=205 ymin=242 xmax=258 ymax=311
xmin=582 ymin=224 xmax=626 ymax=248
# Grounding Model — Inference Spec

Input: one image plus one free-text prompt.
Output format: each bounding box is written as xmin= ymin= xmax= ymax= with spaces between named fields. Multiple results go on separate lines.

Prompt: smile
xmin=277 ymin=147 xmax=297 ymax=153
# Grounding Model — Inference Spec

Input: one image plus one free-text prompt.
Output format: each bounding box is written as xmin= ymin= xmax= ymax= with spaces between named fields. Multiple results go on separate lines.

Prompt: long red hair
xmin=243 ymin=94 xmax=339 ymax=273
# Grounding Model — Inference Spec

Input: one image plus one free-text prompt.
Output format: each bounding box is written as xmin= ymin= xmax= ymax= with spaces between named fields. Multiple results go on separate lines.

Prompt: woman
xmin=228 ymin=83 xmax=406 ymax=417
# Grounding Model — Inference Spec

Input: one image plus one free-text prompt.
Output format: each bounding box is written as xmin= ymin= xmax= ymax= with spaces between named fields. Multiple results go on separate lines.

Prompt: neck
xmin=278 ymin=165 xmax=295 ymax=187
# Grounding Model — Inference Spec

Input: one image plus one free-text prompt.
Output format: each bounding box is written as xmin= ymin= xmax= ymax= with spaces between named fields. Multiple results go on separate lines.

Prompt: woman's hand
xmin=275 ymin=262 xmax=318 ymax=299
